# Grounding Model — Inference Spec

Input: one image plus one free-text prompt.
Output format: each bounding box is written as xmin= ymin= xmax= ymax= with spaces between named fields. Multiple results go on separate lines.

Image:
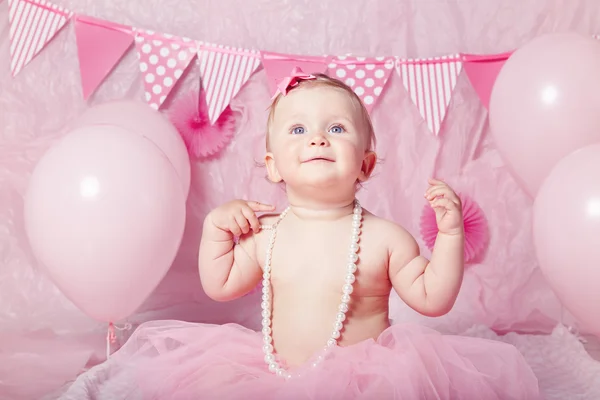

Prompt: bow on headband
xmin=271 ymin=67 xmax=316 ymax=99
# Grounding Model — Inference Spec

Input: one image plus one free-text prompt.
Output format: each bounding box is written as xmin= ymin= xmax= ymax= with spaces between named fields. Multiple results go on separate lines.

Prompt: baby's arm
xmin=387 ymin=224 xmax=464 ymax=317
xmin=198 ymin=200 xmax=274 ymax=302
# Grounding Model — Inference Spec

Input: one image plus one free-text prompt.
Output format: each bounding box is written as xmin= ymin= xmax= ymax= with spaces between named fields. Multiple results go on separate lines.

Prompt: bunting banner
xmin=463 ymin=53 xmax=511 ymax=110
xmin=8 ymin=0 xmax=72 ymax=76
xmin=74 ymin=16 xmax=134 ymax=99
xmin=261 ymin=51 xmax=329 ymax=96
xmin=397 ymin=55 xmax=462 ymax=135
xmin=327 ymin=55 xmax=395 ymax=113
xmin=198 ymin=44 xmax=261 ymax=123
xmin=6 ymin=0 xmax=600 ymax=137
xmin=133 ymin=30 xmax=197 ymax=110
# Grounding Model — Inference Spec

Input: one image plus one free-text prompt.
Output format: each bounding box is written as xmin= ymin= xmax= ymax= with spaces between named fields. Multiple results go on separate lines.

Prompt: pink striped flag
xmin=8 ymin=0 xmax=73 ymax=76
xmin=397 ymin=55 xmax=463 ymax=136
xmin=198 ymin=44 xmax=261 ymax=124
xmin=134 ymin=29 xmax=197 ymax=110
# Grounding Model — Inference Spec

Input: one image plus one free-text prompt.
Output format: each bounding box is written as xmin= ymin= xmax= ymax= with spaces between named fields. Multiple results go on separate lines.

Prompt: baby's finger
xmin=441 ymin=189 xmax=461 ymax=205
xmin=450 ymin=193 xmax=461 ymax=206
xmin=431 ymin=197 xmax=453 ymax=210
xmin=234 ymin=212 xmax=251 ymax=235
xmin=246 ymin=201 xmax=275 ymax=212
xmin=241 ymin=206 xmax=261 ymax=232
xmin=428 ymin=177 xmax=446 ymax=185
xmin=424 ymin=185 xmax=438 ymax=197
xmin=228 ymin=218 xmax=243 ymax=237
xmin=425 ymin=180 xmax=446 ymax=190
xmin=427 ymin=188 xmax=460 ymax=205
xmin=425 ymin=185 xmax=449 ymax=199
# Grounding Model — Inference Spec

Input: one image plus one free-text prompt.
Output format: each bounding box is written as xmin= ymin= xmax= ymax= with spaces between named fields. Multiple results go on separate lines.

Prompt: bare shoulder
xmin=362 ymin=209 xmax=420 ymax=262
xmin=362 ymin=209 xmax=416 ymax=242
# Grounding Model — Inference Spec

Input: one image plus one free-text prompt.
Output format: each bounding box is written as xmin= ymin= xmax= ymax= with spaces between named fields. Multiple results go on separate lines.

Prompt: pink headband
xmin=271 ymin=67 xmax=316 ymax=99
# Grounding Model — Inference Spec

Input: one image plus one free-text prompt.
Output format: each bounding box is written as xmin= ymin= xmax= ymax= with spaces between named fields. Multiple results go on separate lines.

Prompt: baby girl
xmin=61 ymin=69 xmax=541 ymax=399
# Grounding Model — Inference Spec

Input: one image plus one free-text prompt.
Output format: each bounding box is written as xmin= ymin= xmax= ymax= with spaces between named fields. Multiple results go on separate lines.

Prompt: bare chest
xmin=257 ymin=221 xmax=389 ymax=296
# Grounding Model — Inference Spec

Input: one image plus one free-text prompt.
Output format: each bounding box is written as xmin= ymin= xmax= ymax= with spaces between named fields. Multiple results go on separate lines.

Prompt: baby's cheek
xmin=275 ymin=153 xmax=297 ymax=176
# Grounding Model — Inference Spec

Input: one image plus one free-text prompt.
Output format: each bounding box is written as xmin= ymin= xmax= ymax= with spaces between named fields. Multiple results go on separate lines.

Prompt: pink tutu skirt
xmin=60 ymin=320 xmax=541 ymax=400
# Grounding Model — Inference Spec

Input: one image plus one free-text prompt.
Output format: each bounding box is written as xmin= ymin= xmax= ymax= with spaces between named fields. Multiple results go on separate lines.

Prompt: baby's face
xmin=266 ymin=85 xmax=372 ymax=189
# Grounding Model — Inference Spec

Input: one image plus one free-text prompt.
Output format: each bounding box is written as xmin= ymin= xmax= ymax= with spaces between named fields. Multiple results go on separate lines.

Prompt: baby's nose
xmin=309 ymin=135 xmax=329 ymax=147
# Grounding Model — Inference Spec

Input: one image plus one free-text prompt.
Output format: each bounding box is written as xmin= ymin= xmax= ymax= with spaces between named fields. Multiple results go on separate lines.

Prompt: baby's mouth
xmin=302 ymin=157 xmax=335 ymax=163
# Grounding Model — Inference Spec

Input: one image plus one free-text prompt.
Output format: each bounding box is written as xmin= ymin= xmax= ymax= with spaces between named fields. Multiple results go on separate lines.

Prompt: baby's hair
xmin=265 ymin=73 xmax=377 ymax=152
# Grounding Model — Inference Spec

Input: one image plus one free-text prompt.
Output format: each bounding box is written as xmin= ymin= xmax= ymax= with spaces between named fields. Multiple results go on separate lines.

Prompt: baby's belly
xmin=270 ymin=290 xmax=391 ymax=367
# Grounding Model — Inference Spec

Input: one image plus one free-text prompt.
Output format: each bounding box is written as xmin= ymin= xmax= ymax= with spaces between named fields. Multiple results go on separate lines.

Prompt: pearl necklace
xmin=259 ymin=200 xmax=363 ymax=379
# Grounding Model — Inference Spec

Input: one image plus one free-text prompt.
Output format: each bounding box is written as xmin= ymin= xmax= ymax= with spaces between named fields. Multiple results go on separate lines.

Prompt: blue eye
xmin=329 ymin=125 xmax=345 ymax=134
xmin=292 ymin=126 xmax=305 ymax=135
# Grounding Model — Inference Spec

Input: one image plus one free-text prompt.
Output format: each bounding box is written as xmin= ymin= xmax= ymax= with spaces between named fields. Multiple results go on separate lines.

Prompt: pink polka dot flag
xmin=327 ymin=55 xmax=395 ymax=113
xmin=134 ymin=29 xmax=197 ymax=110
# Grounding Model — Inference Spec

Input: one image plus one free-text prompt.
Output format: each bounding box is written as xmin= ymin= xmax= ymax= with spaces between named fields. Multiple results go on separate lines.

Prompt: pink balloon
xmin=489 ymin=33 xmax=600 ymax=197
xmin=533 ymin=143 xmax=600 ymax=337
xmin=24 ymin=125 xmax=186 ymax=323
xmin=72 ymin=100 xmax=191 ymax=199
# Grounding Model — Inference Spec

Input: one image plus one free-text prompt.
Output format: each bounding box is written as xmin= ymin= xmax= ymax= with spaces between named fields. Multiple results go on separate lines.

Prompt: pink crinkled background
xmin=1 ymin=0 xmax=599 ymax=398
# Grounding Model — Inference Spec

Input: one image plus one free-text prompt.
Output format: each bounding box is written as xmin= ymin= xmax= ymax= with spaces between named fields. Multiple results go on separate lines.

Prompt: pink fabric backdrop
xmin=1 ymin=0 xmax=600 ymax=399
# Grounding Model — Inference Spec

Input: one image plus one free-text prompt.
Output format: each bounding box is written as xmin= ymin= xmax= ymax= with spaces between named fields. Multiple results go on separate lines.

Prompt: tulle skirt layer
xmin=60 ymin=320 xmax=541 ymax=400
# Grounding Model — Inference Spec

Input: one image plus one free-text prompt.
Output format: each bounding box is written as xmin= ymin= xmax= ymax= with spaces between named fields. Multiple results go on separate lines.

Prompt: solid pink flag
xmin=261 ymin=51 xmax=328 ymax=97
xmin=75 ymin=16 xmax=134 ymax=100
xmin=463 ymin=54 xmax=510 ymax=110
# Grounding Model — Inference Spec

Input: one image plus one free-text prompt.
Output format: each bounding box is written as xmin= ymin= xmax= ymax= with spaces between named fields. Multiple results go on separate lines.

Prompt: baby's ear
xmin=264 ymin=152 xmax=283 ymax=183
xmin=358 ymin=151 xmax=377 ymax=182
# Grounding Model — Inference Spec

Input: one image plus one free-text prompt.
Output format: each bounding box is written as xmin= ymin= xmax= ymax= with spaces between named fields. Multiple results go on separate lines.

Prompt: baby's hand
xmin=424 ymin=179 xmax=463 ymax=236
xmin=208 ymin=200 xmax=275 ymax=236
